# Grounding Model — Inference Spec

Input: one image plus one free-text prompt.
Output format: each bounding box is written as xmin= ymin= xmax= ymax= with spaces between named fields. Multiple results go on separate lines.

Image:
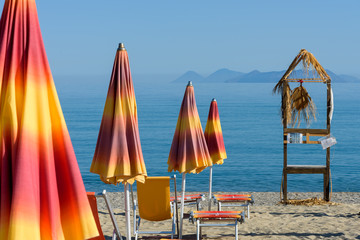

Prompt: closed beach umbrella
xmin=204 ymin=99 xmax=227 ymax=210
xmin=168 ymin=81 xmax=212 ymax=238
xmin=0 ymin=0 xmax=98 ymax=239
xmin=90 ymin=43 xmax=147 ymax=240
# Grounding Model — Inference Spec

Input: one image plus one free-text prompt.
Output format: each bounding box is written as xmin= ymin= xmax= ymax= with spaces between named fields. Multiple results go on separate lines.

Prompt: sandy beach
xmin=95 ymin=192 xmax=360 ymax=240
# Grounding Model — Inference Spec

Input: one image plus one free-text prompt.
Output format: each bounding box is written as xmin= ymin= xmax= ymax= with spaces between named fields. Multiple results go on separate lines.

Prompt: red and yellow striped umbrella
xmin=204 ymin=98 xmax=227 ymax=210
xmin=0 ymin=0 xmax=98 ymax=239
xmin=90 ymin=43 xmax=147 ymax=240
xmin=204 ymin=98 xmax=227 ymax=165
xmin=168 ymin=82 xmax=212 ymax=173
xmin=168 ymin=81 xmax=212 ymax=238
xmin=90 ymin=44 xmax=147 ymax=185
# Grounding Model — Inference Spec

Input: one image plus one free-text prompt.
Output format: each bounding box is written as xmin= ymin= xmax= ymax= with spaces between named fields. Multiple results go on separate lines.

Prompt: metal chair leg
xmin=98 ymin=190 xmax=122 ymax=240
xmin=196 ymin=219 xmax=200 ymax=240
xmin=247 ymin=205 xmax=250 ymax=219
xmin=171 ymin=202 xmax=176 ymax=239
xmin=112 ymin=229 xmax=116 ymax=240
xmin=235 ymin=219 xmax=239 ymax=240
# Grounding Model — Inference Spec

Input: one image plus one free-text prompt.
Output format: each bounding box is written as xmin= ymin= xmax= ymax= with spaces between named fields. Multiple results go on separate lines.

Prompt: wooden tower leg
xmin=283 ymin=133 xmax=288 ymax=202
xmin=324 ymin=148 xmax=331 ymax=201
xmin=325 ymin=82 xmax=331 ymax=202
xmin=283 ymin=172 xmax=287 ymax=202
xmin=323 ymin=173 xmax=327 ymax=201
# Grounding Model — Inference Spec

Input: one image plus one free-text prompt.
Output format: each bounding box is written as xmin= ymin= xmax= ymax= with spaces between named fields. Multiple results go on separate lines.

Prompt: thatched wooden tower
xmin=274 ymin=49 xmax=333 ymax=202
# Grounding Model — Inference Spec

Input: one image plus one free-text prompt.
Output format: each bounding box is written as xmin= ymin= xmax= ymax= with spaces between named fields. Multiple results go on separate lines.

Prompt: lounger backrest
xmin=87 ymin=192 xmax=105 ymax=240
xmin=137 ymin=176 xmax=172 ymax=221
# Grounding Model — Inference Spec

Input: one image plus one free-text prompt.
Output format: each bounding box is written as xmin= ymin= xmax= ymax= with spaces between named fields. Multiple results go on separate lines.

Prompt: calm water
xmin=56 ymin=75 xmax=360 ymax=193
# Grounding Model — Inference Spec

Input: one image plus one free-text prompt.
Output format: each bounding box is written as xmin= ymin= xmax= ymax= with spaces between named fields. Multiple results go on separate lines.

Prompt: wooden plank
xmin=284 ymin=128 xmax=329 ymax=134
xmin=287 ymin=78 xmax=325 ymax=80
xmin=286 ymin=80 xmax=325 ymax=83
xmin=285 ymin=165 xmax=327 ymax=174
xmin=284 ymin=132 xmax=321 ymax=144
xmin=283 ymin=140 xmax=320 ymax=144
xmin=284 ymin=77 xmax=330 ymax=82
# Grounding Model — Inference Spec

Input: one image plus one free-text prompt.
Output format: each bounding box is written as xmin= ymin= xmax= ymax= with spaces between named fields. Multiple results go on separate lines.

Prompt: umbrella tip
xmin=118 ymin=43 xmax=126 ymax=51
xmin=187 ymin=81 xmax=193 ymax=87
xmin=212 ymin=98 xmax=217 ymax=102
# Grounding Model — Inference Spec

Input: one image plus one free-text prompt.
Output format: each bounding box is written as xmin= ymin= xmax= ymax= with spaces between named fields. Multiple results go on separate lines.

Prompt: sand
xmin=95 ymin=192 xmax=360 ymax=239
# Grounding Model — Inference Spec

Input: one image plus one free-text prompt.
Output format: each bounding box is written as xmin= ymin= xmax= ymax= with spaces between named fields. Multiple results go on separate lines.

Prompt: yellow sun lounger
xmin=133 ymin=176 xmax=179 ymax=240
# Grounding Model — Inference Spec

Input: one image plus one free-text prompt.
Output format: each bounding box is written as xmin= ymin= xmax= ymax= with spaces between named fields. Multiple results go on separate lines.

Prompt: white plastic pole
xmin=124 ymin=182 xmax=131 ymax=240
xmin=179 ymin=173 xmax=186 ymax=239
xmin=208 ymin=165 xmax=213 ymax=210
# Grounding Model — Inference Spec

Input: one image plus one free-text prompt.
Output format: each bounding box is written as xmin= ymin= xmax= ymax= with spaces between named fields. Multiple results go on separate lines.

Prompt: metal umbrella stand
xmin=168 ymin=81 xmax=212 ymax=238
xmin=204 ymin=98 xmax=227 ymax=210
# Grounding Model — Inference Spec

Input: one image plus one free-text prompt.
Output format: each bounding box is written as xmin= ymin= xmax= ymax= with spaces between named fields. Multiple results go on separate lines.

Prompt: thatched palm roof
xmin=274 ymin=49 xmax=331 ymax=127
xmin=274 ymin=49 xmax=331 ymax=93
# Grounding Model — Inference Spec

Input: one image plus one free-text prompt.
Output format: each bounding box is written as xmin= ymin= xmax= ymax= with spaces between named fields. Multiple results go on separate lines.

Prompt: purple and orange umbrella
xmin=0 ymin=0 xmax=98 ymax=239
xmin=168 ymin=81 xmax=212 ymax=238
xmin=90 ymin=43 xmax=147 ymax=240
xmin=204 ymin=98 xmax=227 ymax=210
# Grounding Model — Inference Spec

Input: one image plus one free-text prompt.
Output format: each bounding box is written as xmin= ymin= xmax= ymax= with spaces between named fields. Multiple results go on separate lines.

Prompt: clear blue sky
xmin=2 ymin=0 xmax=360 ymax=77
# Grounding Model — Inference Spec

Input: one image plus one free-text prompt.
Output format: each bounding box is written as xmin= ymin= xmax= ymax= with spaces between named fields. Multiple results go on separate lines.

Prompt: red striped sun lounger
xmin=213 ymin=194 xmax=254 ymax=219
xmin=189 ymin=210 xmax=245 ymax=240
xmin=170 ymin=193 xmax=205 ymax=210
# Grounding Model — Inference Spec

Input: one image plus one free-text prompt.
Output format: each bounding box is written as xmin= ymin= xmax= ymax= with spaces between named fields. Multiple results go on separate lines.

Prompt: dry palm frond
xmin=280 ymin=197 xmax=339 ymax=206
xmin=300 ymin=49 xmax=330 ymax=81
xmin=281 ymin=83 xmax=292 ymax=126
xmin=290 ymin=84 xmax=316 ymax=127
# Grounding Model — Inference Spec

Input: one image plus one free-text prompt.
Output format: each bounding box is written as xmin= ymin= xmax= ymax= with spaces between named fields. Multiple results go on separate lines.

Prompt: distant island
xmin=174 ymin=68 xmax=360 ymax=83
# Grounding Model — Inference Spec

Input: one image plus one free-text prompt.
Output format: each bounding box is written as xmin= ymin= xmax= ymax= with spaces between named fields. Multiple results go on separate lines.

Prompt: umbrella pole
xmin=208 ymin=165 xmax=213 ymax=210
xmin=124 ymin=182 xmax=131 ymax=240
xmin=179 ymin=173 xmax=186 ymax=239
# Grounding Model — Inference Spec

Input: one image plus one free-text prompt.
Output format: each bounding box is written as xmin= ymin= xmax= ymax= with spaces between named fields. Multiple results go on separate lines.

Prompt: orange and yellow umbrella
xmin=168 ymin=81 xmax=212 ymax=238
xmin=90 ymin=44 xmax=147 ymax=185
xmin=204 ymin=98 xmax=227 ymax=165
xmin=0 ymin=0 xmax=98 ymax=239
xmin=168 ymin=82 xmax=212 ymax=174
xmin=90 ymin=43 xmax=147 ymax=240
xmin=204 ymin=98 xmax=227 ymax=210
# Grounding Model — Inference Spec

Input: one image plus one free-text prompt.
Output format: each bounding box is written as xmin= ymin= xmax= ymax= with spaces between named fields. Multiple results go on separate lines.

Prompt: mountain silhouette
xmin=173 ymin=70 xmax=204 ymax=83
xmin=205 ymin=68 xmax=245 ymax=82
xmin=175 ymin=69 xmax=360 ymax=83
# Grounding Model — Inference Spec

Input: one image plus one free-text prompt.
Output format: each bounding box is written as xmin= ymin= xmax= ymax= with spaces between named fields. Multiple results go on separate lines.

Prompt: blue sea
xmin=55 ymin=75 xmax=360 ymax=193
